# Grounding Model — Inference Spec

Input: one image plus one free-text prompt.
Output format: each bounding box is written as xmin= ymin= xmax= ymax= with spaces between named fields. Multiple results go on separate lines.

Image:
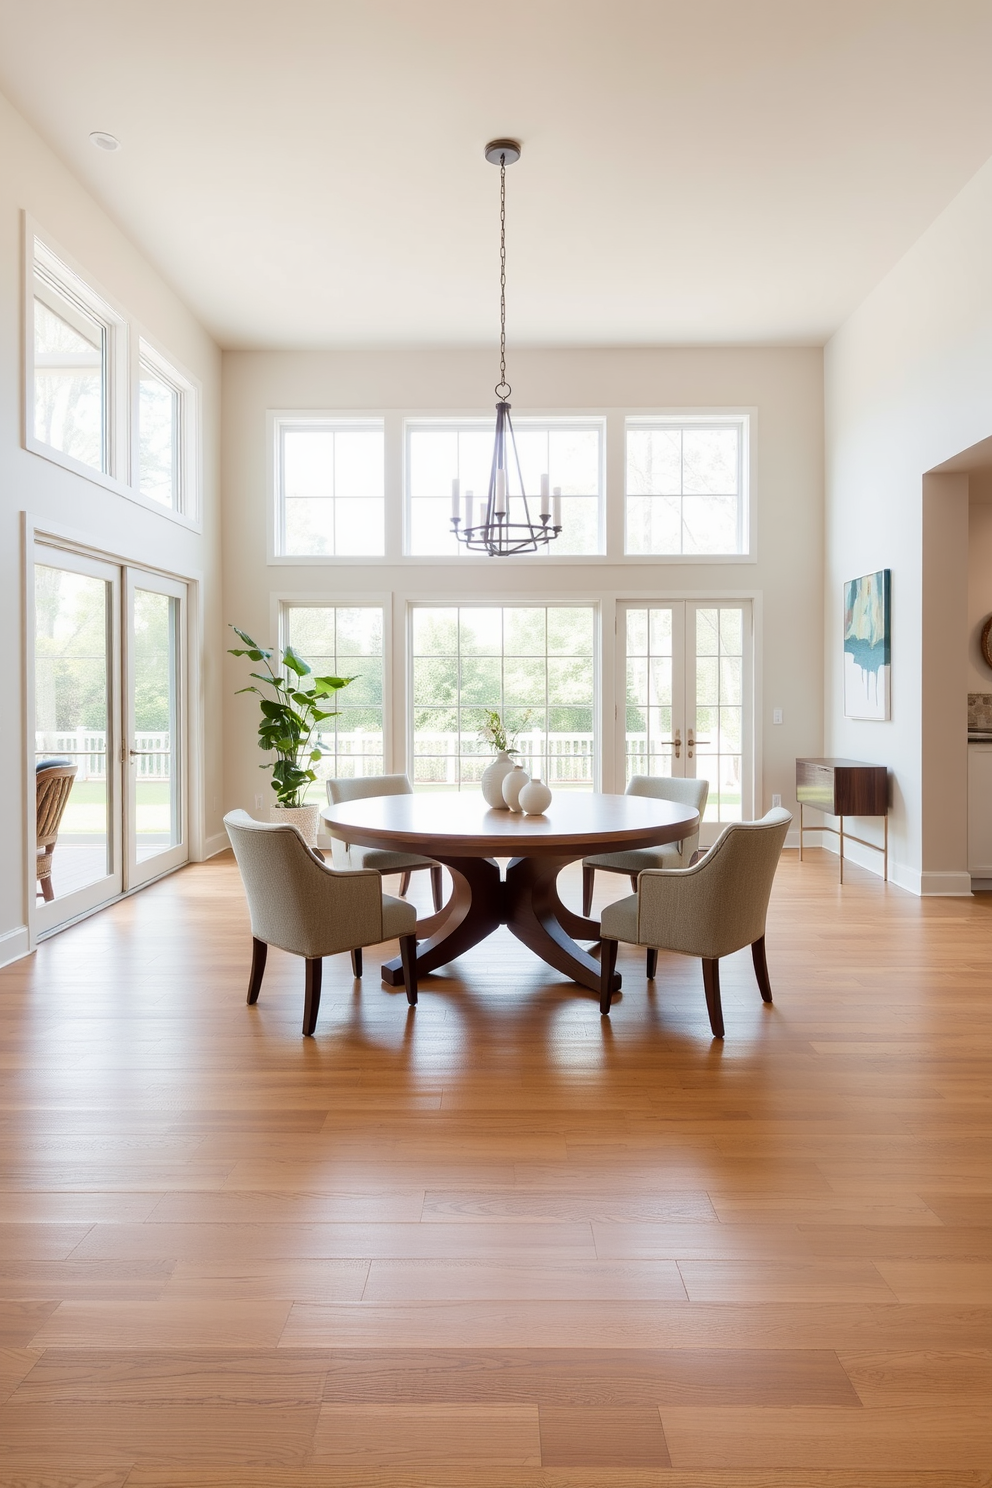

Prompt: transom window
xmin=139 ymin=340 xmax=195 ymax=512
xmin=411 ymin=604 xmax=597 ymax=790
xmin=276 ymin=419 xmax=385 ymax=556
xmin=625 ymin=416 xmax=749 ymax=555
xmin=33 ymin=240 xmax=121 ymax=477
xmin=406 ymin=418 xmax=604 ymax=556
xmin=282 ymin=605 xmax=386 ymax=801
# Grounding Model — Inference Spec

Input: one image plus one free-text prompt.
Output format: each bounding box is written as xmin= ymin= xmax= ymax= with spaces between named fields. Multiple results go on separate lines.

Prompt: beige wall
xmin=825 ymin=155 xmax=992 ymax=894
xmin=968 ymin=473 xmax=992 ymax=692
xmin=0 ymin=89 xmax=223 ymax=963
xmin=221 ymin=346 xmax=824 ymax=832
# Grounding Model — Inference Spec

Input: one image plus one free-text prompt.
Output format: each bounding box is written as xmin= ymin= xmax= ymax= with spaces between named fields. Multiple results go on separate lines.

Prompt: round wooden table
xmin=320 ymin=792 xmax=699 ymax=996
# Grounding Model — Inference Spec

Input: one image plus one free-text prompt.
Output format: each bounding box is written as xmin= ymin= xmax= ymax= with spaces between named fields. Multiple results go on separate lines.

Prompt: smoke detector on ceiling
xmin=89 ymin=131 xmax=121 ymax=151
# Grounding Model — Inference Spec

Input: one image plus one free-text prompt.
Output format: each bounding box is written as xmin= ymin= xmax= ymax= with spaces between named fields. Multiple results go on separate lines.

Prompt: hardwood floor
xmin=0 ymin=847 xmax=990 ymax=1484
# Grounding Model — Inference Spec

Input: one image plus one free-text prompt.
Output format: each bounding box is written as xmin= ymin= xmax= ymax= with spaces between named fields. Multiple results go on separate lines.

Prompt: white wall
xmin=824 ymin=155 xmax=992 ymax=894
xmin=222 ymin=346 xmax=824 ymax=831
xmin=0 ymin=89 xmax=223 ymax=963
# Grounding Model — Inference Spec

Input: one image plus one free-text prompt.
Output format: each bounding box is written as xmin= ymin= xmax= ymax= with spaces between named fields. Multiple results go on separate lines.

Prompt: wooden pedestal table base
xmin=320 ymin=791 xmax=699 ymax=1001
xmin=379 ymin=852 xmax=612 ymax=994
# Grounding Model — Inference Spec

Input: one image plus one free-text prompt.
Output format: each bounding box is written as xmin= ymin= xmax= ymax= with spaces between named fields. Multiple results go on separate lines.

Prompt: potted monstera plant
xmin=229 ymin=626 xmax=355 ymax=845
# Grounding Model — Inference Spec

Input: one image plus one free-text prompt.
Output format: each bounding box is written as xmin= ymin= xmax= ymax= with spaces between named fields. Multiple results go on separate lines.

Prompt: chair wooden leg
xmin=582 ymin=864 xmax=595 ymax=918
xmin=40 ymin=874 xmax=55 ymax=902
xmin=702 ymin=958 xmax=724 ymax=1038
xmin=399 ymin=871 xmax=412 ymax=897
xmin=751 ymin=935 xmax=773 ymax=1003
xmin=351 ymin=947 xmax=363 ymax=978
xmin=600 ymin=938 xmax=619 ymax=1016
xmin=247 ymin=937 xmax=267 ymax=1004
xmin=430 ymin=864 xmax=443 ymax=912
xmin=629 ymin=874 xmax=639 ymax=893
xmin=646 ymin=946 xmax=658 ymax=979
xmin=399 ymin=933 xmax=418 ymax=1006
xmin=303 ymin=958 xmax=322 ymax=1037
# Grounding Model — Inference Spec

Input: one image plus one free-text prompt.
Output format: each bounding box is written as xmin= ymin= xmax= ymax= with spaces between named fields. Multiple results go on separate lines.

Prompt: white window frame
xmin=23 ymin=218 xmax=201 ymax=529
xmin=404 ymin=597 xmax=602 ymax=791
xmin=624 ymin=411 xmax=754 ymax=562
xmin=137 ymin=336 xmax=200 ymax=521
xmin=403 ymin=414 xmax=607 ymax=561
xmin=269 ymin=412 xmax=387 ymax=563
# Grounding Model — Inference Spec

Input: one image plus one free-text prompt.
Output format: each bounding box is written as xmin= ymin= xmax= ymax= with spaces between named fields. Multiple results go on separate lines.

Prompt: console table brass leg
xmin=799 ymin=802 xmax=804 ymax=862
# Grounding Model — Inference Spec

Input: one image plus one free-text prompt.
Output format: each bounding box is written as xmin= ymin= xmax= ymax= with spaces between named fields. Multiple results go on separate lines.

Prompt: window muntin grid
xmin=278 ymin=421 xmax=385 ymax=556
xmin=410 ymin=604 xmax=596 ymax=790
xmin=406 ymin=418 xmax=604 ymax=557
xmin=282 ymin=605 xmax=385 ymax=801
xmin=625 ymin=417 xmax=748 ymax=556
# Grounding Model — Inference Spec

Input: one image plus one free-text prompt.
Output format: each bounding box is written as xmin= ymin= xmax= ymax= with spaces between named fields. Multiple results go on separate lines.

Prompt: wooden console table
xmin=795 ymin=757 xmax=889 ymax=884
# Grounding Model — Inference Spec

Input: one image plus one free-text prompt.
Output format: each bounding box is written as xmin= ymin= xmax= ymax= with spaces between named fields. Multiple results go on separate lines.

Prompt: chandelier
xmin=451 ymin=139 xmax=562 ymax=557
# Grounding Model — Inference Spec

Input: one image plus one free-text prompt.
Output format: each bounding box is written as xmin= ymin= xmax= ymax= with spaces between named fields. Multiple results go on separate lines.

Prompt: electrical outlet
xmin=772 ymin=708 xmax=783 ymax=725
xmin=772 ymin=793 xmax=782 ymax=808
xmin=254 ymin=793 xmax=264 ymax=811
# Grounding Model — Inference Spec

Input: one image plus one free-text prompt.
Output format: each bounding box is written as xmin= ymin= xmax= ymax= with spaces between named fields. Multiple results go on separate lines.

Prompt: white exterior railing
xmin=35 ymin=731 xmax=172 ymax=780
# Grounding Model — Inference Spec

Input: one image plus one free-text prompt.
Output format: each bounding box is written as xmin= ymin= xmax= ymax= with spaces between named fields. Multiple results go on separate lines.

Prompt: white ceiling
xmin=3 ymin=0 xmax=992 ymax=350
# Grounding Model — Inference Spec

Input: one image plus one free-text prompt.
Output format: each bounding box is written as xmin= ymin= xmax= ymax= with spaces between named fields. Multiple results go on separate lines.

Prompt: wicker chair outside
xmin=36 ymin=762 xmax=78 ymax=902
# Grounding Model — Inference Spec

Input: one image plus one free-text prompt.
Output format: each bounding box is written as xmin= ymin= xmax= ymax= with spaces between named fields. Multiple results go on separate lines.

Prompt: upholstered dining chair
xmin=326 ymin=774 xmax=444 ymax=911
xmin=598 ymin=807 xmax=792 ymax=1036
xmin=224 ymin=809 xmax=418 ymax=1035
xmin=36 ymin=760 xmax=78 ymax=902
xmin=582 ymin=775 xmax=709 ymax=916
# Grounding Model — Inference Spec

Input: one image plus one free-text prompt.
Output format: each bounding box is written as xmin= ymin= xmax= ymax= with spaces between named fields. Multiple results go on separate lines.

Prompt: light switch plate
xmin=772 ymin=708 xmax=783 ymax=725
xmin=772 ymin=793 xmax=782 ymax=808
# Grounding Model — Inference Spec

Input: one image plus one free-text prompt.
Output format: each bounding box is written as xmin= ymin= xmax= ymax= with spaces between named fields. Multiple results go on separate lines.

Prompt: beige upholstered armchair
xmin=582 ymin=775 xmax=709 ymax=916
xmin=599 ymin=807 xmax=792 ymax=1036
xmin=224 ymin=810 xmax=418 ymax=1036
xmin=326 ymin=774 xmax=444 ymax=911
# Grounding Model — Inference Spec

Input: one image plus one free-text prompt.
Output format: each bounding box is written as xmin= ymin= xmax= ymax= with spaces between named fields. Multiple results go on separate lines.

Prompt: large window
xmin=276 ymin=419 xmax=385 ymax=556
xmin=32 ymin=240 xmax=122 ymax=478
xmin=411 ymin=605 xmax=596 ymax=790
xmin=139 ymin=340 xmax=195 ymax=512
xmin=406 ymin=418 xmax=604 ymax=556
xmin=283 ymin=605 xmax=385 ymax=799
xmin=28 ymin=230 xmax=200 ymax=521
xmin=625 ymin=416 xmax=748 ymax=555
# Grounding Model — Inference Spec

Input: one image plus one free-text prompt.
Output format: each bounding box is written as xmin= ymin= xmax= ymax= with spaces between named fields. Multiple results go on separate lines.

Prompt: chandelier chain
xmin=496 ymin=152 xmax=510 ymax=400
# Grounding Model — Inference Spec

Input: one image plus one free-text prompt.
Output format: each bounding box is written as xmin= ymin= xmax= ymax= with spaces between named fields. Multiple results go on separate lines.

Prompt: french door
xmin=33 ymin=545 xmax=187 ymax=934
xmin=618 ymin=600 xmax=752 ymax=845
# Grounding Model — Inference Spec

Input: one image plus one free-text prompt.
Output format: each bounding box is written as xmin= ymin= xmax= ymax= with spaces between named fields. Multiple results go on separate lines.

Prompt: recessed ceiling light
xmin=90 ymin=131 xmax=120 ymax=152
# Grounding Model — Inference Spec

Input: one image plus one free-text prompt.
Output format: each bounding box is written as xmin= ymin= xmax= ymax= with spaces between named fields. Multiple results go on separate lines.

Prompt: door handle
xmin=673 ymin=729 xmax=681 ymax=759
xmin=687 ymin=728 xmax=709 ymax=760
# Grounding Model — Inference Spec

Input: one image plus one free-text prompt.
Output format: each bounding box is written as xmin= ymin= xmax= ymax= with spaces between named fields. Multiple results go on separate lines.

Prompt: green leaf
xmin=309 ymin=749 xmax=322 ymax=762
xmin=282 ymin=645 xmax=312 ymax=677
xmin=313 ymin=674 xmax=356 ymax=695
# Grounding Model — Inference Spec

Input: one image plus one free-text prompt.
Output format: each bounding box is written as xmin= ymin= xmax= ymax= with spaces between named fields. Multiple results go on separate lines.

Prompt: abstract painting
xmin=844 ymin=569 xmax=891 ymax=720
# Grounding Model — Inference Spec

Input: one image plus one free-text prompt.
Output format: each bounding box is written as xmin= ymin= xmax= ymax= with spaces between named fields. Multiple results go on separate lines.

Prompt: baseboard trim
xmin=200 ymin=832 xmax=229 ymax=861
xmin=0 ymin=924 xmax=30 ymax=968
xmin=918 ymin=870 xmax=973 ymax=897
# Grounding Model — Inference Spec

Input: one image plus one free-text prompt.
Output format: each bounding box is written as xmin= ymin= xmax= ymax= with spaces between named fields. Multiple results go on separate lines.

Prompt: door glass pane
xmin=35 ymin=565 xmax=111 ymax=898
xmin=33 ymin=298 xmax=104 ymax=471
xmin=625 ymin=607 xmax=674 ymax=782
xmin=133 ymin=590 xmax=180 ymax=862
xmin=695 ymin=604 xmax=744 ymax=822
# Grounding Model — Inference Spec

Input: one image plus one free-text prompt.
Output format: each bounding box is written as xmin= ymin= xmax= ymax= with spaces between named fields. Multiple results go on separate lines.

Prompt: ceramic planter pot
xmin=269 ymin=802 xmax=320 ymax=846
xmin=501 ymin=764 xmax=530 ymax=811
xmin=481 ymin=750 xmax=514 ymax=809
xmin=518 ymin=777 xmax=553 ymax=815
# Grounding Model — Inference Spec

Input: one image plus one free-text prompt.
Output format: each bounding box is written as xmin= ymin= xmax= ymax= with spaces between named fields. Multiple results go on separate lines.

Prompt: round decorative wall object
xmin=982 ymin=615 xmax=992 ymax=671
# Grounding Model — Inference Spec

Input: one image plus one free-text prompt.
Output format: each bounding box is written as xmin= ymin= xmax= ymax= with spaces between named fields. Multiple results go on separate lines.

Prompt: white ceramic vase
xmin=518 ymin=777 xmax=552 ymax=815
xmin=269 ymin=802 xmax=320 ymax=846
xmin=501 ymin=764 xmax=530 ymax=811
xmin=481 ymin=750 xmax=514 ymax=809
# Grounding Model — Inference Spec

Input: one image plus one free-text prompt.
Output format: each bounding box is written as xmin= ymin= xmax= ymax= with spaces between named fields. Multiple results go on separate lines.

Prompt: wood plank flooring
xmin=0 ymin=847 xmax=990 ymax=1483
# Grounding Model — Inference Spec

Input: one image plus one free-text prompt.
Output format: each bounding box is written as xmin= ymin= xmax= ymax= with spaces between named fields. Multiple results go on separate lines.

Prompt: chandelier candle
xmin=451 ymin=139 xmax=564 ymax=557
